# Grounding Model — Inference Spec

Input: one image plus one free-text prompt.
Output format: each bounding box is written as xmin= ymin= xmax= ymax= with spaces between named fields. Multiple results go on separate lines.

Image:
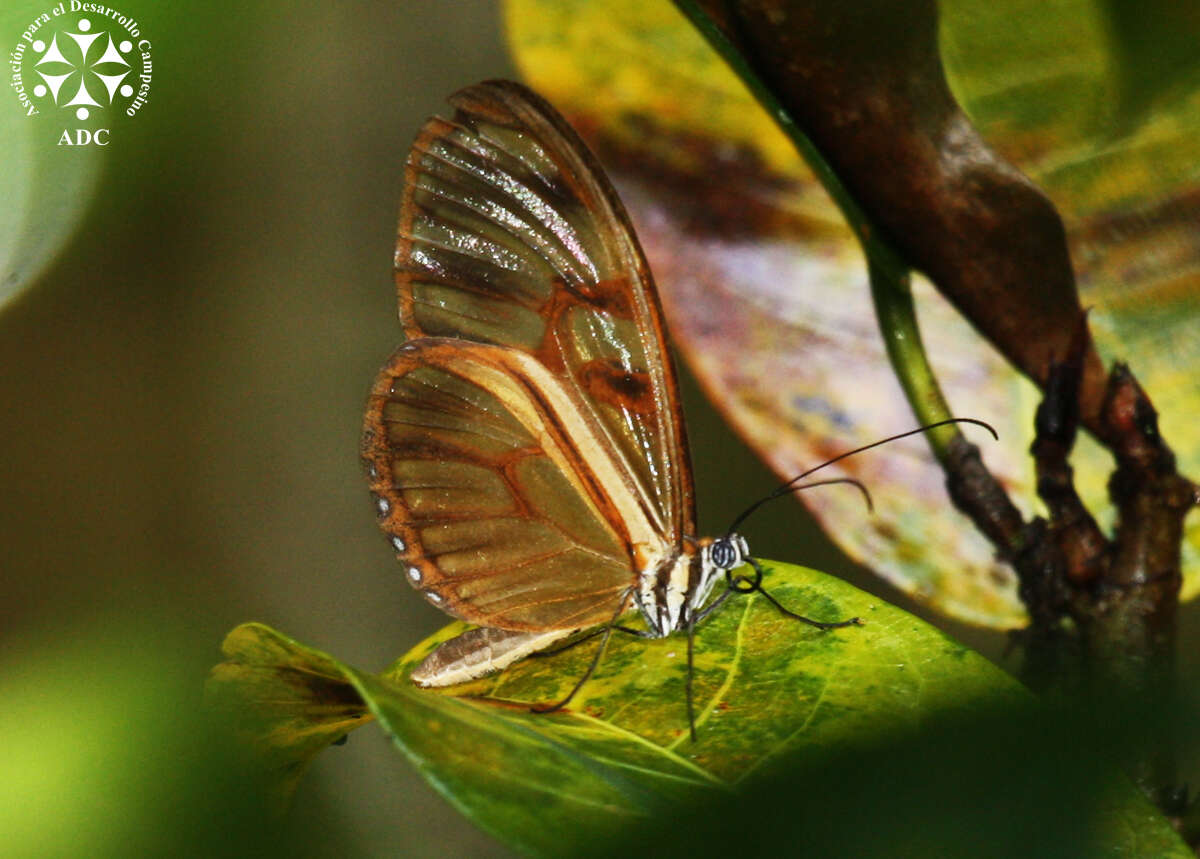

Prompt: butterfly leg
xmin=738 ymin=558 xmax=863 ymax=630
xmin=529 ymin=591 xmax=634 ymax=715
xmin=529 ymin=624 xmax=615 ymax=715
xmin=692 ymin=587 xmax=735 ymax=624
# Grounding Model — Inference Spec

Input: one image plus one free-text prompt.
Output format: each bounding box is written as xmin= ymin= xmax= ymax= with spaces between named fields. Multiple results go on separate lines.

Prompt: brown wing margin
xmin=395 ymin=80 xmax=697 ymax=549
xmin=362 ymin=338 xmax=655 ymax=632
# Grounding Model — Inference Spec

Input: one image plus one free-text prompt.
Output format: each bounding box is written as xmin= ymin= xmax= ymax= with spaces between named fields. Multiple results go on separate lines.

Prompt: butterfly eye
xmin=710 ymin=537 xmax=745 ymax=570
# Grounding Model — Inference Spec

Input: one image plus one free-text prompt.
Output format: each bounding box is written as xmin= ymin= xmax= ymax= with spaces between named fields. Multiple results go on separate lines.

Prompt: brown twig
xmin=948 ymin=343 xmax=1197 ymax=803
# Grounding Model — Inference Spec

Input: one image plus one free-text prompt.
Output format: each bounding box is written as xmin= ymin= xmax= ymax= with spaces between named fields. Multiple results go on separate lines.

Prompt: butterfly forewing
xmin=363 ymin=338 xmax=661 ymax=632
xmin=395 ymin=80 xmax=695 ymax=549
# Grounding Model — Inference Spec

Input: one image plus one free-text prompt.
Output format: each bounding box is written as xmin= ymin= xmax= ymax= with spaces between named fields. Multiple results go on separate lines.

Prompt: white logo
xmin=8 ymin=2 xmax=152 ymax=144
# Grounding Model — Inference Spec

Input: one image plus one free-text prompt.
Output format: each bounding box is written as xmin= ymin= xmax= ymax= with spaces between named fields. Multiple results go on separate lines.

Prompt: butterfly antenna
xmin=728 ymin=476 xmax=874 ymax=536
xmin=725 ymin=417 xmax=996 ymax=535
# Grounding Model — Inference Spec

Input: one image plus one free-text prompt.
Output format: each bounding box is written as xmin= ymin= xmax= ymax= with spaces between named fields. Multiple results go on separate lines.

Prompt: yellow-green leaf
xmin=209 ymin=562 xmax=1187 ymax=856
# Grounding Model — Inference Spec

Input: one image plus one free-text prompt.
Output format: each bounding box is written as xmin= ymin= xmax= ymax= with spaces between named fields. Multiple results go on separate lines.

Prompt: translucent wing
xmin=395 ymin=80 xmax=695 ymax=545
xmin=362 ymin=338 xmax=664 ymax=632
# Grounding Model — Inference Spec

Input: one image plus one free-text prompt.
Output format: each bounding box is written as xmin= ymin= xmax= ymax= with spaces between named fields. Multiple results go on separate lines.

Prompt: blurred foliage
xmin=1090 ymin=0 xmax=1200 ymax=132
xmin=505 ymin=0 xmax=1200 ymax=628
xmin=0 ymin=613 xmax=348 ymax=857
xmin=209 ymin=561 xmax=1187 ymax=856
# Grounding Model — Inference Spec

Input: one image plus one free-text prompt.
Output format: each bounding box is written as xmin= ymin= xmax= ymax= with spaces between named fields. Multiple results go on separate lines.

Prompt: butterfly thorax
xmin=633 ymin=534 xmax=750 ymax=638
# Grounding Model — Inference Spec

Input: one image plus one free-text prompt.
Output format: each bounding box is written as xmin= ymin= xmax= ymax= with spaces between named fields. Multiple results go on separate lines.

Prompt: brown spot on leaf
xmin=872 ymin=520 xmax=900 ymax=542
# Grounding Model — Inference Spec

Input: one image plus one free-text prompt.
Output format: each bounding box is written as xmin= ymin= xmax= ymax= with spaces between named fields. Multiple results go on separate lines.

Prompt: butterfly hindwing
xmin=363 ymin=338 xmax=664 ymax=632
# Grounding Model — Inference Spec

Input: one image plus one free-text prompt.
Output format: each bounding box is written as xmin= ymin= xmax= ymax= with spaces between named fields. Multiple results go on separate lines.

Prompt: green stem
xmin=867 ymin=261 xmax=958 ymax=464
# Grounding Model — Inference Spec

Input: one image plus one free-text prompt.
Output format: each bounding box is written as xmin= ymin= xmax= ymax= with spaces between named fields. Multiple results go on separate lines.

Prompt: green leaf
xmin=209 ymin=562 xmax=1187 ymax=855
xmin=1098 ymin=0 xmax=1200 ymax=129
xmin=504 ymin=0 xmax=1200 ymax=628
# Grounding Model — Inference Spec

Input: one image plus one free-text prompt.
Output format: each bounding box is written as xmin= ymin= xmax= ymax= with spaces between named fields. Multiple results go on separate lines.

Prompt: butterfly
xmin=361 ymin=80 xmax=975 ymax=733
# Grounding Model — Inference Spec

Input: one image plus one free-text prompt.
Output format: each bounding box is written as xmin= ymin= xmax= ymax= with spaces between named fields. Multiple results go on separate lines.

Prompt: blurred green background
xmin=3 ymin=1 xmax=1199 ymax=856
